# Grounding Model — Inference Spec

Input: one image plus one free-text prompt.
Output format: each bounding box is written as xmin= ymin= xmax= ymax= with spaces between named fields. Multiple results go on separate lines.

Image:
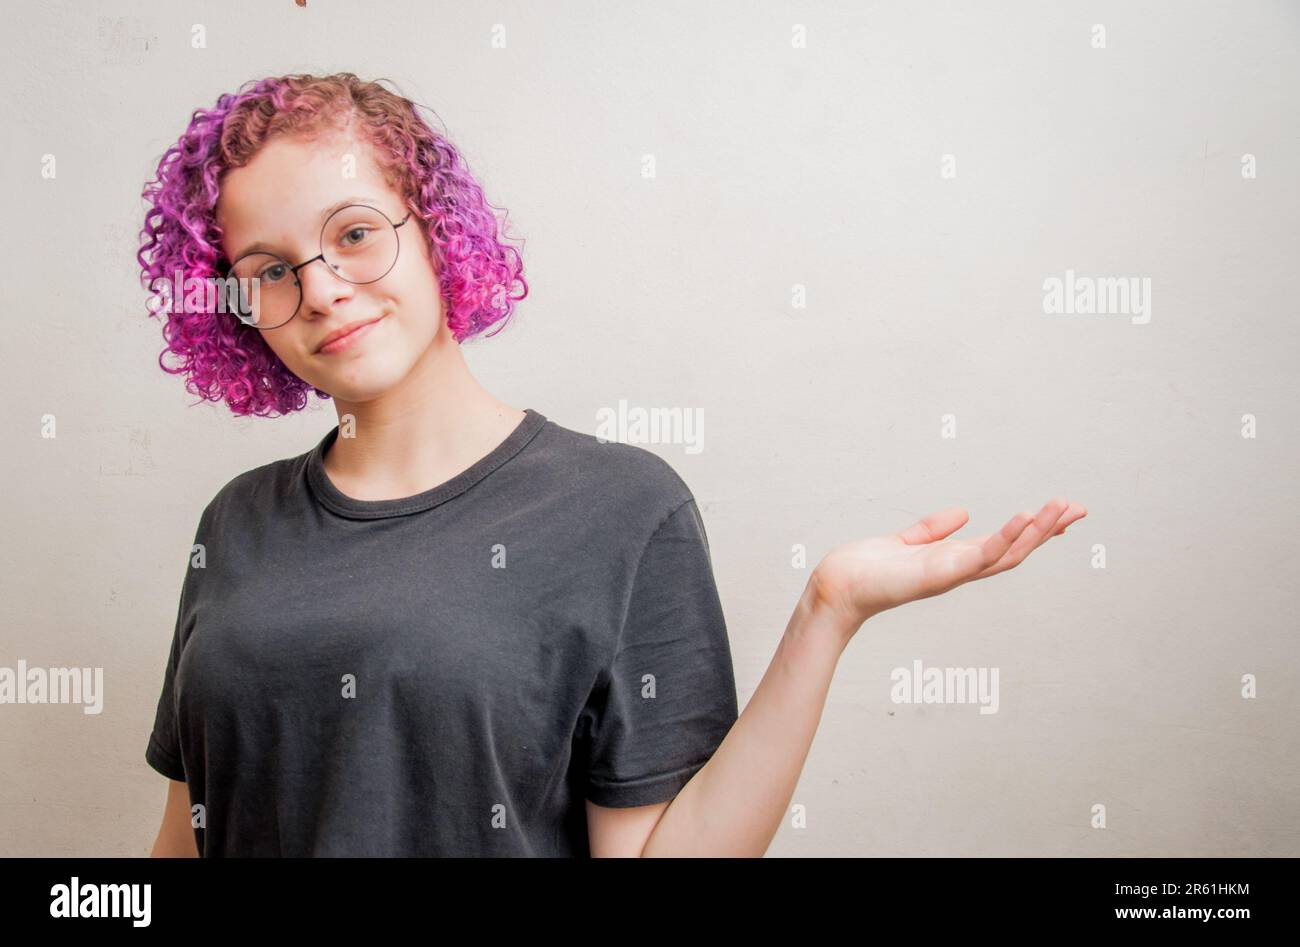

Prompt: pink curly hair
xmin=137 ymin=73 xmax=527 ymax=418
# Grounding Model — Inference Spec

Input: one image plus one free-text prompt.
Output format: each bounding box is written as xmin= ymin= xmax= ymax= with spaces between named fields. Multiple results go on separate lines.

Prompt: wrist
xmin=792 ymin=573 xmax=865 ymax=652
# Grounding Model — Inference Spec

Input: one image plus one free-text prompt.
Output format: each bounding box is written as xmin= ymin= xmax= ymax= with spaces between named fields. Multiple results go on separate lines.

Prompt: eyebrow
xmin=228 ymin=196 xmax=385 ymax=262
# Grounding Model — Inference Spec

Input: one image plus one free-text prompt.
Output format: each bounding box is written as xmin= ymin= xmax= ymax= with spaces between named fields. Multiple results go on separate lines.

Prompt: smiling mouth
xmin=317 ymin=315 xmax=386 ymax=354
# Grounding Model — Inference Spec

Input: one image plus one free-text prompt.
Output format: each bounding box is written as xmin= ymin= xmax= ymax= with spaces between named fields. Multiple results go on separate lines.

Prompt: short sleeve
xmin=145 ymin=509 xmax=206 ymax=782
xmin=583 ymin=497 xmax=739 ymax=808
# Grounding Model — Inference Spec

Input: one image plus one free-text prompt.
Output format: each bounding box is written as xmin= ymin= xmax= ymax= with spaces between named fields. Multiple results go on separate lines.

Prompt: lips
xmin=317 ymin=315 xmax=385 ymax=354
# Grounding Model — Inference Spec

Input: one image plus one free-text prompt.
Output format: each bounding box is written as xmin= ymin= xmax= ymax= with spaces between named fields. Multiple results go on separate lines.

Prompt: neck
xmin=322 ymin=322 xmax=526 ymax=502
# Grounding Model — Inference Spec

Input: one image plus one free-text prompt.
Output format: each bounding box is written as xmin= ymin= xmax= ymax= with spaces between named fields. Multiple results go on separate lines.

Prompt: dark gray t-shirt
xmin=145 ymin=408 xmax=739 ymax=856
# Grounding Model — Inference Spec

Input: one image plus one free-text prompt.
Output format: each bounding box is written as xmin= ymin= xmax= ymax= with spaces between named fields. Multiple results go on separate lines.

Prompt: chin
xmin=313 ymin=362 xmax=412 ymax=405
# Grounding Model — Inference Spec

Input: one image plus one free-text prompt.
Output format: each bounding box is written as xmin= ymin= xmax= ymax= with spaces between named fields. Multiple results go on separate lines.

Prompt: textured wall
xmin=1 ymin=0 xmax=1296 ymax=856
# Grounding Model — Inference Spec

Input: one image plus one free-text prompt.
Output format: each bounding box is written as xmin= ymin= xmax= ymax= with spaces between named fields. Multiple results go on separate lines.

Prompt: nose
xmin=296 ymin=256 xmax=355 ymax=318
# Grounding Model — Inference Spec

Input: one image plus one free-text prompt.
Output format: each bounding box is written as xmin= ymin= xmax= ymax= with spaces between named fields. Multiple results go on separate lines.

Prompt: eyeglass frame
xmin=219 ymin=203 xmax=414 ymax=329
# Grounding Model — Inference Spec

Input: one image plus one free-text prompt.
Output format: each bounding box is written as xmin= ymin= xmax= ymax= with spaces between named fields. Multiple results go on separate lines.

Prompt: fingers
xmin=1050 ymin=502 xmax=1088 ymax=535
xmin=974 ymin=497 xmax=1071 ymax=579
xmin=896 ymin=507 xmax=969 ymax=546
xmin=975 ymin=510 xmax=1036 ymax=568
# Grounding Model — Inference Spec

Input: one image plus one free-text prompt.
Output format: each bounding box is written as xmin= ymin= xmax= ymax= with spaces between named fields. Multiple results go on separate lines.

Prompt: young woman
xmin=140 ymin=72 xmax=1085 ymax=858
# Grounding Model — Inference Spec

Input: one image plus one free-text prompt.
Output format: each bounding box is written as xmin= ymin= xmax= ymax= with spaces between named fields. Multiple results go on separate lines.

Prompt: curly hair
xmin=137 ymin=73 xmax=527 ymax=418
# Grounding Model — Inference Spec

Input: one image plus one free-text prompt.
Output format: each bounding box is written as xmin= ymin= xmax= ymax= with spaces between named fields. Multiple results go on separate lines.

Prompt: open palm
xmin=808 ymin=497 xmax=1088 ymax=630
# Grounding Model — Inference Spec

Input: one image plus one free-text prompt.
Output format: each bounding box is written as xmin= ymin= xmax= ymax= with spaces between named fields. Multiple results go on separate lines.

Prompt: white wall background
xmin=1 ymin=0 xmax=1297 ymax=856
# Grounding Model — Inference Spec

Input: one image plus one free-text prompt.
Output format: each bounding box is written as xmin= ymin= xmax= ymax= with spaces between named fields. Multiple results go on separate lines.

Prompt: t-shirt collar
xmin=305 ymin=408 xmax=547 ymax=520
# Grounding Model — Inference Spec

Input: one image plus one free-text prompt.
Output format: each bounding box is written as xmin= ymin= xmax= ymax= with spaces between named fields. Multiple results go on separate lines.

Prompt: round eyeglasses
xmin=223 ymin=204 xmax=413 ymax=329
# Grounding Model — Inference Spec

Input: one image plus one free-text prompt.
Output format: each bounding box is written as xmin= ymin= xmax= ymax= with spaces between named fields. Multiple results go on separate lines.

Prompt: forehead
xmin=216 ymin=128 xmax=399 ymax=254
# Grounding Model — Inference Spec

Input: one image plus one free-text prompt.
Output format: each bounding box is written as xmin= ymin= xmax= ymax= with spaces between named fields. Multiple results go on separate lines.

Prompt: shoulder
xmin=523 ymin=413 xmax=698 ymax=526
xmin=196 ymin=450 xmax=302 ymax=529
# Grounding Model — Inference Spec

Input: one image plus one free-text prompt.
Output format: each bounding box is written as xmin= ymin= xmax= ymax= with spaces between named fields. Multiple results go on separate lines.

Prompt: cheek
xmin=394 ymin=261 xmax=445 ymax=329
xmin=259 ymin=327 xmax=313 ymax=370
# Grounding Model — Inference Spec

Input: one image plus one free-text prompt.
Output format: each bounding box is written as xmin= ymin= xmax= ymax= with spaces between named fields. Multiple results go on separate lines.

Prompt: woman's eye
xmin=341 ymin=227 xmax=371 ymax=247
xmin=260 ymin=263 xmax=289 ymax=283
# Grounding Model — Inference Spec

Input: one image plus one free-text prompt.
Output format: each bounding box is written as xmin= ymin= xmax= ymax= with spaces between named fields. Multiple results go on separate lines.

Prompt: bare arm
xmin=638 ymin=497 xmax=1085 ymax=857
xmin=586 ymin=799 xmax=671 ymax=856
xmin=636 ymin=584 xmax=846 ymax=857
xmin=150 ymin=778 xmax=199 ymax=857
xmin=585 ymin=589 xmax=839 ymax=857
